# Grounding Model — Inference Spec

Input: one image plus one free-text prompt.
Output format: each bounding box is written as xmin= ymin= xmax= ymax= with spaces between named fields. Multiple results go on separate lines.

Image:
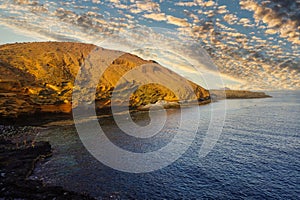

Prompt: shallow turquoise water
xmin=32 ymin=91 xmax=300 ymax=199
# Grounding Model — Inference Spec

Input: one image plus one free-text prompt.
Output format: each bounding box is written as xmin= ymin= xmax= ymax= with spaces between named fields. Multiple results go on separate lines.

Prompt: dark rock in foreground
xmin=0 ymin=138 xmax=95 ymax=199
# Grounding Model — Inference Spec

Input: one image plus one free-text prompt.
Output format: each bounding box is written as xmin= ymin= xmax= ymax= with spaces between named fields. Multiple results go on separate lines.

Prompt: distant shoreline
xmin=209 ymin=89 xmax=272 ymax=100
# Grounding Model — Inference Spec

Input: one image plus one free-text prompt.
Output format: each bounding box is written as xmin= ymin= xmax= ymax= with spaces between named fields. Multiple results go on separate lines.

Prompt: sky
xmin=0 ymin=0 xmax=299 ymax=90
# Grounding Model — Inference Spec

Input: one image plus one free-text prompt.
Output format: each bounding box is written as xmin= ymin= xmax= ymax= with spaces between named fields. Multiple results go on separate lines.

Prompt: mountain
xmin=0 ymin=42 xmax=210 ymax=118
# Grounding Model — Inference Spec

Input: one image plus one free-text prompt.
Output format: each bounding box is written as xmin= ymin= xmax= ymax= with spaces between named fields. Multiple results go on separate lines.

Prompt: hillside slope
xmin=0 ymin=42 xmax=210 ymax=118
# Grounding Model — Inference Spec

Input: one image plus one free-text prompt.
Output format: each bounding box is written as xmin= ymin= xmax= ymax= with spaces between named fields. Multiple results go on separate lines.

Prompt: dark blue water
xmin=32 ymin=91 xmax=300 ymax=199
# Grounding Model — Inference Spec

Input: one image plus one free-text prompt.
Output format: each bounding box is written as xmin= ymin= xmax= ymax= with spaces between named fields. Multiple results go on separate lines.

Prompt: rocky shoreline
xmin=0 ymin=126 xmax=95 ymax=200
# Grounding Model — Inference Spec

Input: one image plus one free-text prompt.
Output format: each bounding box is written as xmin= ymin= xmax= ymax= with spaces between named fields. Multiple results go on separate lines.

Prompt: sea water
xmin=32 ymin=91 xmax=300 ymax=199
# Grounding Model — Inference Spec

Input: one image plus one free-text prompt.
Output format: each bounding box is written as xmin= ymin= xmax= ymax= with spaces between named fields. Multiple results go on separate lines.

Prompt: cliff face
xmin=0 ymin=42 xmax=210 ymax=118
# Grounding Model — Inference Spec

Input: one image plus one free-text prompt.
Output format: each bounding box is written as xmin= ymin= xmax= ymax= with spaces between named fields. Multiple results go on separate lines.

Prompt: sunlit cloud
xmin=240 ymin=0 xmax=300 ymax=45
xmin=166 ymin=15 xmax=190 ymax=27
xmin=143 ymin=13 xmax=166 ymax=21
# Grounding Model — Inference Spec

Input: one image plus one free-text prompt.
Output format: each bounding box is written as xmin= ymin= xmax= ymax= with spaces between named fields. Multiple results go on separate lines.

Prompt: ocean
xmin=31 ymin=91 xmax=300 ymax=199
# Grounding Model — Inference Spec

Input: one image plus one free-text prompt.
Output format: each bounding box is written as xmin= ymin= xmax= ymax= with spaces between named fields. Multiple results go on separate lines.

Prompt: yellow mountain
xmin=0 ymin=42 xmax=210 ymax=118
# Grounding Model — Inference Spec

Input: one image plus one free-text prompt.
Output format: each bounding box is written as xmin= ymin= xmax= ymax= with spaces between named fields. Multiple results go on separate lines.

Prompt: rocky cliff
xmin=0 ymin=42 xmax=210 ymax=118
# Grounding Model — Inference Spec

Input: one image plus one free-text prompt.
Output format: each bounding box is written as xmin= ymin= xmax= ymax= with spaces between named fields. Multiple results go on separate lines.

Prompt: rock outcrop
xmin=0 ymin=42 xmax=210 ymax=118
xmin=0 ymin=136 xmax=95 ymax=199
xmin=210 ymin=89 xmax=271 ymax=100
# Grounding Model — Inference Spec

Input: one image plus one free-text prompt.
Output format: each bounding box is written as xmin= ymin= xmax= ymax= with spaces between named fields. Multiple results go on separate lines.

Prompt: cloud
xmin=239 ymin=18 xmax=253 ymax=27
xmin=129 ymin=8 xmax=143 ymax=14
xmin=265 ymin=28 xmax=277 ymax=35
xmin=175 ymin=1 xmax=197 ymax=7
xmin=166 ymin=15 xmax=190 ymax=27
xmin=217 ymin=5 xmax=228 ymax=14
xmin=108 ymin=0 xmax=120 ymax=3
xmin=143 ymin=13 xmax=166 ymax=21
xmin=135 ymin=1 xmax=161 ymax=12
xmin=203 ymin=1 xmax=215 ymax=7
xmin=240 ymin=0 xmax=300 ymax=44
xmin=223 ymin=14 xmax=238 ymax=25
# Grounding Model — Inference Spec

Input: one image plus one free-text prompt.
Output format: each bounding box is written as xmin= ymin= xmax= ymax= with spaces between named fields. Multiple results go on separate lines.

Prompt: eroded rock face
xmin=0 ymin=42 xmax=210 ymax=118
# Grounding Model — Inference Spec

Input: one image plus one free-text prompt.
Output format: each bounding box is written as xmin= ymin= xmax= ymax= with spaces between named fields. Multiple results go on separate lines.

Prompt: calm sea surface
xmin=32 ymin=91 xmax=300 ymax=199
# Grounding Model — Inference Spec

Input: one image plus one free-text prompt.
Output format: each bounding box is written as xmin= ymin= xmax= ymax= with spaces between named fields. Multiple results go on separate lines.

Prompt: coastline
xmin=0 ymin=89 xmax=272 ymax=126
xmin=0 ymin=91 xmax=271 ymax=199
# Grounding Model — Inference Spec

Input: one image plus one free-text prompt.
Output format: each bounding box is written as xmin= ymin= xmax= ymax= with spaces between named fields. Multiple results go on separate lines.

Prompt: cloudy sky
xmin=0 ymin=0 xmax=299 ymax=90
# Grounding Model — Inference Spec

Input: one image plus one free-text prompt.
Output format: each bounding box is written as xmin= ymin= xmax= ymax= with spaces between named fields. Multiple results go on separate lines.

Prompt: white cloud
xmin=166 ymin=15 xmax=190 ymax=27
xmin=175 ymin=1 xmax=196 ymax=7
xmin=143 ymin=13 xmax=166 ymax=21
